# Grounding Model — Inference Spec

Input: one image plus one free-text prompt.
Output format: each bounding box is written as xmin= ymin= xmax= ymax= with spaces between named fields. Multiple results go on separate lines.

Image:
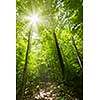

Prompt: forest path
xmin=24 ymin=81 xmax=74 ymax=100
xmin=34 ymin=82 xmax=57 ymax=100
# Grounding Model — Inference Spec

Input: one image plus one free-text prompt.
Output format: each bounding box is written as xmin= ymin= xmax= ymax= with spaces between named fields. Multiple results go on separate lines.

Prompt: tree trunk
xmin=71 ymin=35 xmax=83 ymax=69
xmin=20 ymin=31 xmax=31 ymax=100
xmin=53 ymin=32 xmax=65 ymax=81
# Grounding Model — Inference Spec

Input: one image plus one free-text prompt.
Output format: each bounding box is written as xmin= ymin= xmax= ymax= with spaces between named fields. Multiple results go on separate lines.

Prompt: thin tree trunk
xmin=20 ymin=31 xmax=31 ymax=100
xmin=53 ymin=32 xmax=65 ymax=81
xmin=71 ymin=35 xmax=83 ymax=69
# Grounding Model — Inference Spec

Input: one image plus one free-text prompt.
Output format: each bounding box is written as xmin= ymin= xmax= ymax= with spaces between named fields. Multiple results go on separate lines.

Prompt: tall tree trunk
xmin=20 ymin=31 xmax=31 ymax=100
xmin=71 ymin=35 xmax=83 ymax=69
xmin=53 ymin=32 xmax=65 ymax=81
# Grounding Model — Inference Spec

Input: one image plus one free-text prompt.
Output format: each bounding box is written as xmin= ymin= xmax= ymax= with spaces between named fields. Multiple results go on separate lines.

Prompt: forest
xmin=16 ymin=0 xmax=83 ymax=100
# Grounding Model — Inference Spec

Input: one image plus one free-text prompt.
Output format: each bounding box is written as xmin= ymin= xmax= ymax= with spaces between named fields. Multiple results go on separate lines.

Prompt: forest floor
xmin=24 ymin=81 xmax=78 ymax=100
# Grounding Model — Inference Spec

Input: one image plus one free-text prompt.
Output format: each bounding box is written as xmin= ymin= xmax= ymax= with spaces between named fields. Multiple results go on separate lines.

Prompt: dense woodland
xmin=16 ymin=0 xmax=83 ymax=100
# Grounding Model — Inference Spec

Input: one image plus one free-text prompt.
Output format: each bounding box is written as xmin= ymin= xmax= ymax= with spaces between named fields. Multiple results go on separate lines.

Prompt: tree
xmin=20 ymin=31 xmax=31 ymax=100
xmin=53 ymin=32 xmax=65 ymax=81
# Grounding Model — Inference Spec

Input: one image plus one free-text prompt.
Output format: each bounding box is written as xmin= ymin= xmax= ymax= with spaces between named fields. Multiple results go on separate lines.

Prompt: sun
xmin=25 ymin=13 xmax=40 ymax=27
xmin=29 ymin=14 xmax=39 ymax=24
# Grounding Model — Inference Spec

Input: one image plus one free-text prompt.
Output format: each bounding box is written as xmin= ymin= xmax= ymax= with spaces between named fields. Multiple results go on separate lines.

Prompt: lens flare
xmin=25 ymin=13 xmax=40 ymax=27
